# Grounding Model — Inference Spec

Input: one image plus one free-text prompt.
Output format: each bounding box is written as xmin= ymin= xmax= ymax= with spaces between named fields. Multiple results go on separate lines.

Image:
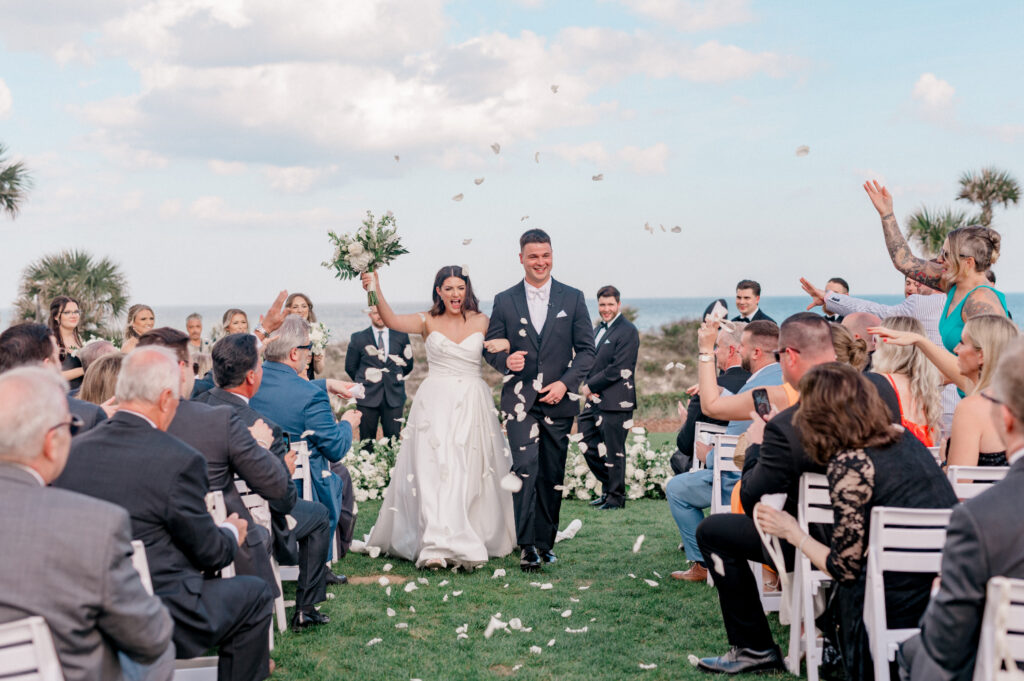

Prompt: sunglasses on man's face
xmin=295 ymin=343 xmax=313 ymax=351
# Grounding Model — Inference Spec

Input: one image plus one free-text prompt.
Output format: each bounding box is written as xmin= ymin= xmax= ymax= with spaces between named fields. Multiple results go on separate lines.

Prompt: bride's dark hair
xmin=430 ymin=266 xmax=480 ymax=318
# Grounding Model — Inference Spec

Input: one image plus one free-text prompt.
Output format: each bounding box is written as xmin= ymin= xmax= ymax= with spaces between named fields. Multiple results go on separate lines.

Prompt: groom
xmin=485 ymin=229 xmax=596 ymax=571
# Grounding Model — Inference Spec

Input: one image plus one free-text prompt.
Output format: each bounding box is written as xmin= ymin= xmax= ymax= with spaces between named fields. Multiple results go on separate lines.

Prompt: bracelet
xmin=881 ymin=212 xmax=894 ymax=220
xmin=798 ymin=533 xmax=810 ymax=553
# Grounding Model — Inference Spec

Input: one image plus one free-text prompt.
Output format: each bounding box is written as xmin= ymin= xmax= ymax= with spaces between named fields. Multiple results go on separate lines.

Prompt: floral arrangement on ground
xmin=346 ymin=429 xmax=674 ymax=503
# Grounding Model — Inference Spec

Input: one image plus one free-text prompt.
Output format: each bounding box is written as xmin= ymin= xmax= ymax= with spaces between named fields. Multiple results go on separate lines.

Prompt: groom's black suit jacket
xmin=585 ymin=314 xmax=640 ymax=413
xmin=485 ymin=278 xmax=596 ymax=420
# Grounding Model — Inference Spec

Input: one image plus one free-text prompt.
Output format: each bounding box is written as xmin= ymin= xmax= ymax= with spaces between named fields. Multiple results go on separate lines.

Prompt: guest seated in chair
xmin=54 ymin=346 xmax=274 ymax=681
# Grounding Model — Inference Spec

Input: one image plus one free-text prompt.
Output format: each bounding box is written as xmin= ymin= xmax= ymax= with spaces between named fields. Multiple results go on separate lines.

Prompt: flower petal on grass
xmin=387 ymin=608 xmax=396 ymax=617
xmin=492 ymin=568 xmax=506 ymax=579
xmin=366 ymin=638 xmax=382 ymax=647
xmin=560 ymin=610 xmax=572 ymax=618
xmin=632 ymin=535 xmax=645 ymax=553
xmin=644 ymin=579 xmax=660 ymax=587
xmin=566 ymin=626 xmax=588 ymax=633
xmin=404 ymin=582 xmax=418 ymax=593
xmin=395 ymin=622 xmax=408 ymax=629
xmin=530 ymin=646 xmax=543 ymax=654
xmin=640 ymin=663 xmax=658 ymax=670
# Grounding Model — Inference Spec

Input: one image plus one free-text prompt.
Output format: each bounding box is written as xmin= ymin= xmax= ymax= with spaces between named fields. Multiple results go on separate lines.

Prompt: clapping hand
xmin=697 ymin=321 xmax=719 ymax=354
xmin=248 ymin=419 xmax=273 ymax=449
xmin=259 ymin=290 xmax=289 ymax=334
xmin=799 ymin=278 xmax=826 ymax=310
xmin=483 ymin=338 xmax=511 ymax=354
xmin=863 ymin=180 xmax=894 ymax=216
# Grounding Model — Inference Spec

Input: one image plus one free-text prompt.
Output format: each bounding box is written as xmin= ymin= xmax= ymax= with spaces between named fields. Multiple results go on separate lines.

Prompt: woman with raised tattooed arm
xmin=864 ymin=180 xmax=1009 ymax=354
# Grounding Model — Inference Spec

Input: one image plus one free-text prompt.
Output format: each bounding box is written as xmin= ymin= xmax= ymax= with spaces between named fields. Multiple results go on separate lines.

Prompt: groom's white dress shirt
xmin=525 ymin=279 xmax=552 ymax=335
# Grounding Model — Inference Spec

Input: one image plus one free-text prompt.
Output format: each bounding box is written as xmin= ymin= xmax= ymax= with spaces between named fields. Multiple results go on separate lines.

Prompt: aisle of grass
xmin=272 ymin=496 xmax=787 ymax=680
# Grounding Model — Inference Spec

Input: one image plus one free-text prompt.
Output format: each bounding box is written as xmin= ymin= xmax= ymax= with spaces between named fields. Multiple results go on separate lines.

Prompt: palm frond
xmin=904 ymin=206 xmax=979 ymax=257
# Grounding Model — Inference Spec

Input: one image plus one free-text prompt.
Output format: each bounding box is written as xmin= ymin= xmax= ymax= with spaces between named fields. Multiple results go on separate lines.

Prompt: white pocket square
xmin=556 ymin=310 xmax=568 ymax=318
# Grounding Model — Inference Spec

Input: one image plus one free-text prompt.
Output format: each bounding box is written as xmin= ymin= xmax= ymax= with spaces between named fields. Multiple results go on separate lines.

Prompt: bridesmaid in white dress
xmin=360 ymin=266 xmax=517 ymax=569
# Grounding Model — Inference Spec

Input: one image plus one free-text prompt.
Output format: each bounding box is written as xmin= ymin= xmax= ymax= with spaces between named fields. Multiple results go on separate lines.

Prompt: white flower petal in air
xmin=462 ymin=239 xmax=472 ymax=245
xmin=484 ymin=615 xmax=508 ymax=639
xmin=620 ymin=401 xmax=633 ymax=409
xmin=560 ymin=610 xmax=572 ymax=618
xmin=577 ymin=442 xmax=588 ymax=454
xmin=623 ymin=419 xmax=634 ymax=429
xmin=474 ymin=178 xmax=484 ymax=185
xmin=671 ymin=225 xmax=682 ymax=233
xmin=529 ymin=423 xmax=539 ymax=440
xmin=518 ymin=329 xmax=527 ymax=337
xmin=387 ymin=608 xmax=396 ymax=617
xmin=491 ymin=143 xmax=501 ymax=155
xmin=620 ymin=369 xmax=632 ymax=379
xmin=664 ymin=362 xmax=675 ymax=372
xmin=366 ymin=638 xmax=383 ymax=647
xmin=675 ymin=363 xmax=686 ymax=370
xmin=632 ymin=535 xmax=645 ymax=553
xmin=795 ymin=145 xmax=810 ymax=157
xmin=457 ymin=632 xmax=468 ymax=640
xmin=530 ymin=646 xmax=543 ymax=654
xmin=532 ymin=377 xmax=544 ymax=392
xmin=653 ymin=571 xmax=662 ymax=579
xmin=550 ymin=84 xmax=559 ymax=93
xmin=513 ymin=381 xmax=523 ymax=394
xmin=631 ymin=427 xmax=646 ymax=435
xmin=404 ymin=345 xmax=413 ymax=359
xmin=516 ymin=411 xmax=526 ymax=422
xmin=502 ymin=374 xmax=515 ymax=384
xmin=640 ymin=663 xmax=658 ymax=670
xmin=301 ymin=430 xmax=315 ymax=439
xmin=365 ymin=367 xmax=384 ymax=383
xmin=644 ymin=579 xmax=660 ymax=587
xmin=592 ymin=174 xmax=603 ymax=181
xmin=452 ymin=193 xmax=464 ymax=202
xmin=404 ymin=582 xmax=418 ymax=593
xmin=500 ymin=473 xmax=523 ymax=493
xmin=597 ymin=443 xmax=607 ymax=458
xmin=394 ymin=155 xmax=400 ymax=162
xmin=567 ymin=392 xmax=581 ymax=402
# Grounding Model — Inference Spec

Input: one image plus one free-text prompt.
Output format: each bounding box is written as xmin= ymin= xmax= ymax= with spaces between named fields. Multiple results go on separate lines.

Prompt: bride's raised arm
xmin=360 ymin=271 xmax=428 ymax=336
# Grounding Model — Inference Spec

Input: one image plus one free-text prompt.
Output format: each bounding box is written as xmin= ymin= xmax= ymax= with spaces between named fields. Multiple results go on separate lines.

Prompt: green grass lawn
xmin=272 ymin=497 xmax=788 ymax=680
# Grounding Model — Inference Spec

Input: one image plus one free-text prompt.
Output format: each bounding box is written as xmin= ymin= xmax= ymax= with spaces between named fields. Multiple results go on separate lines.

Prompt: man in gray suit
xmin=0 ymin=366 xmax=173 ymax=681
xmin=898 ymin=337 xmax=1024 ymax=680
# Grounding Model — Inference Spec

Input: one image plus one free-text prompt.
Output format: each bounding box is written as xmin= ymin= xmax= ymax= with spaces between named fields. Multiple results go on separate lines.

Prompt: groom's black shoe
xmin=539 ymin=549 xmax=556 ymax=564
xmin=589 ymin=494 xmax=607 ymax=507
xmin=520 ymin=546 xmax=541 ymax=572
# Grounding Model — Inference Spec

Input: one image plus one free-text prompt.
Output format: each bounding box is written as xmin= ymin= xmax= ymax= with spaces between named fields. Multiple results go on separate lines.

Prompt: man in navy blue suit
xmin=485 ymin=229 xmax=596 ymax=571
xmin=251 ymin=316 xmax=361 ymax=563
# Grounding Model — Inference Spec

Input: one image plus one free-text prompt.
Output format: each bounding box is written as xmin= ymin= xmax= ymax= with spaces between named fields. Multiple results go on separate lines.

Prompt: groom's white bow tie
xmin=527 ymin=288 xmax=548 ymax=303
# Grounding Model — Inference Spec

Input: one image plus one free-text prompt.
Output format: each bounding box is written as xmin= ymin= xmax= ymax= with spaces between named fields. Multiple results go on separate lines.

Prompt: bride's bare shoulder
xmin=466 ymin=311 xmax=490 ymax=328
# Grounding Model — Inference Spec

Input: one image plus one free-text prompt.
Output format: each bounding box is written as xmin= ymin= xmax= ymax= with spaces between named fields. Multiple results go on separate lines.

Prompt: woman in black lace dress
xmin=755 ymin=363 xmax=957 ymax=680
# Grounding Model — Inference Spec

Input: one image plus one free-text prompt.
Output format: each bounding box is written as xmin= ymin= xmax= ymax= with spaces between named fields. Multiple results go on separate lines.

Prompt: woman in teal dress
xmin=863 ymin=180 xmax=1009 ymax=351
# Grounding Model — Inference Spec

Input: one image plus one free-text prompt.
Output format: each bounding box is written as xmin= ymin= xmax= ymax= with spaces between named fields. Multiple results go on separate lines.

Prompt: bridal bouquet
xmin=323 ymin=210 xmax=408 ymax=306
xmin=309 ymin=321 xmax=330 ymax=356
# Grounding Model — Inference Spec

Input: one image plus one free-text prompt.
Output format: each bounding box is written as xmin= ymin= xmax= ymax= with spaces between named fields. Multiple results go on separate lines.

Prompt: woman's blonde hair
xmin=79 ymin=352 xmax=124 ymax=405
xmin=943 ymin=225 xmax=1001 ymax=287
xmin=963 ymin=315 xmax=1019 ymax=394
xmin=829 ymin=323 xmax=869 ymax=371
xmin=871 ymin=316 xmax=942 ymax=433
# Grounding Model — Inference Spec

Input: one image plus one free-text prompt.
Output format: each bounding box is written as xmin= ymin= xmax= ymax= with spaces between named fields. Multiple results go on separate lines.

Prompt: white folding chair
xmin=0 ymin=617 xmax=64 ymax=681
xmin=786 ymin=473 xmax=833 ymax=680
xmin=691 ymin=422 xmax=727 ymax=471
xmin=130 ymin=540 xmax=154 ymax=596
xmin=947 ymin=466 xmax=1009 ymax=501
xmin=974 ymin=577 xmax=1024 ymax=681
xmin=204 ymin=491 xmax=235 ymax=579
xmin=864 ymin=506 xmax=953 ymax=681
xmin=709 ymin=434 xmax=740 ymax=516
xmin=233 ymin=479 xmax=288 ymax=635
xmin=927 ymin=446 xmax=943 ymax=466
xmin=292 ymin=442 xmax=313 ymax=503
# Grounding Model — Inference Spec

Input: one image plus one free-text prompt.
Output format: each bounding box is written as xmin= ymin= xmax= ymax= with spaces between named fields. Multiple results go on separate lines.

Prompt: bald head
xmin=842 ymin=312 xmax=882 ymax=352
xmin=0 ymin=367 xmax=71 ymax=480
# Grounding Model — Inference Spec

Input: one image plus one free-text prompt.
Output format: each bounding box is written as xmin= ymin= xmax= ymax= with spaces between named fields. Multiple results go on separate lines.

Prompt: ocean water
xmin=20 ymin=293 xmax=1014 ymax=340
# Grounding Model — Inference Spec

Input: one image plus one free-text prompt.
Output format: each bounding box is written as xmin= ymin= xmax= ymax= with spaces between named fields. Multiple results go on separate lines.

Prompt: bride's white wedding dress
xmin=365 ymin=331 xmax=516 ymax=569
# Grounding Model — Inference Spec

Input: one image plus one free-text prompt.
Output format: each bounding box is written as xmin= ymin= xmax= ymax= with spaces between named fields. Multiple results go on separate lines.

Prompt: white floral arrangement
xmin=346 ymin=428 xmax=674 ymax=503
xmin=309 ymin=320 xmax=331 ymax=356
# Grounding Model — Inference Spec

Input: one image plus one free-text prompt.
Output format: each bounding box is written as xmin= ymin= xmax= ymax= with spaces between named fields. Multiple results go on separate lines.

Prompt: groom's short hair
xmin=519 ymin=229 xmax=551 ymax=251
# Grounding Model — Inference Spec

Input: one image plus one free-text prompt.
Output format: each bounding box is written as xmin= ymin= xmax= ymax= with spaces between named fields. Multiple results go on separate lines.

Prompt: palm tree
xmin=15 ymin=250 xmax=130 ymax=337
xmin=0 ymin=142 xmax=33 ymax=218
xmin=904 ymin=206 xmax=979 ymax=257
xmin=957 ymin=166 xmax=1020 ymax=227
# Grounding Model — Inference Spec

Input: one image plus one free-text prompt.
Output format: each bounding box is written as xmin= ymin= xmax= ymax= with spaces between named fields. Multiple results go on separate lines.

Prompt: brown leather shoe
xmin=670 ymin=563 xmax=708 ymax=582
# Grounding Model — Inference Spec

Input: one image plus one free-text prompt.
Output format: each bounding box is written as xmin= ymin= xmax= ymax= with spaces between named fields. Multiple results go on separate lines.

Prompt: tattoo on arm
xmin=881 ymin=215 xmax=946 ymax=290
xmin=962 ymin=292 xmax=1002 ymax=320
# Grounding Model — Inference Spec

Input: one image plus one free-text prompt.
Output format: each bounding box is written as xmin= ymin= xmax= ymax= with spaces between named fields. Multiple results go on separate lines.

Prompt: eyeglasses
xmin=48 ymin=414 xmax=84 ymax=437
xmin=773 ymin=347 xmax=800 ymax=363
xmin=939 ymin=249 xmax=971 ymax=262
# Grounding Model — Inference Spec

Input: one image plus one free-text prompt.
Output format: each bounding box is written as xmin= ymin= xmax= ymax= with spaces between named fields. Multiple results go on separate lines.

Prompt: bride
xmin=359 ymin=266 xmax=516 ymax=569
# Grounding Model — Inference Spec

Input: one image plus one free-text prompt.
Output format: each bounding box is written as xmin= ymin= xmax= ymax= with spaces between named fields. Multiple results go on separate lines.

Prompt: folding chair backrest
xmin=692 ymin=422 xmax=727 ymax=471
xmin=234 ymin=478 xmax=272 ymax=532
xmin=292 ymin=441 xmax=313 ymax=502
xmin=947 ymin=466 xmax=1009 ymax=502
xmin=974 ymin=577 xmax=1024 ymax=681
xmin=927 ymin=446 xmax=942 ymax=466
xmin=202 ymin=491 xmax=234 ymax=579
xmin=868 ymin=506 xmax=952 ymax=573
xmin=799 ymin=472 xmax=832 ymax=526
xmin=130 ymin=540 xmax=154 ymax=596
xmin=710 ymin=434 xmax=741 ymax=515
xmin=0 ymin=616 xmax=64 ymax=681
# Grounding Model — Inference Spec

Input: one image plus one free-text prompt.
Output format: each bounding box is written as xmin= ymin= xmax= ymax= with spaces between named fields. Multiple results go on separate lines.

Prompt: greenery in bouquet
xmin=323 ymin=210 xmax=408 ymax=306
xmin=309 ymin=320 xmax=330 ymax=356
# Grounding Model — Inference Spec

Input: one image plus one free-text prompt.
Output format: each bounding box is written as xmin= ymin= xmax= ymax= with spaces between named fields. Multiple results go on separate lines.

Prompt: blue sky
xmin=1 ymin=0 xmax=1021 ymax=310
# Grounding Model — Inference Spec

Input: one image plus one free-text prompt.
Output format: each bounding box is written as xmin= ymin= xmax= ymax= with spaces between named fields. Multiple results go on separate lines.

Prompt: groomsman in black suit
xmin=54 ymin=346 xmax=274 ymax=681
xmin=485 ymin=229 xmax=596 ymax=572
xmin=345 ymin=308 xmax=413 ymax=448
xmin=732 ymin=279 xmax=775 ymax=324
xmin=578 ymin=285 xmax=640 ymax=510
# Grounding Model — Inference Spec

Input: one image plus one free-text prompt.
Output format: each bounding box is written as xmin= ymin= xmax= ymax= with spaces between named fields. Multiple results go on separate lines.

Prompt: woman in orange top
xmin=870 ymin=316 xmax=941 ymax=446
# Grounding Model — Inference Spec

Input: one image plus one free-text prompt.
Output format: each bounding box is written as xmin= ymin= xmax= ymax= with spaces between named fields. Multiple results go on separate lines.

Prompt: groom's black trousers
xmin=506 ymin=406 xmax=574 ymax=551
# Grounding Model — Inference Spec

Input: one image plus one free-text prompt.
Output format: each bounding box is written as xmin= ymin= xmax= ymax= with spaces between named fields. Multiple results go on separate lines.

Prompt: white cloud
xmin=208 ymin=159 xmax=247 ymax=175
xmin=188 ymin=195 xmax=335 ymax=226
xmin=54 ymin=41 xmax=95 ymax=66
xmin=261 ymin=164 xmax=337 ymax=194
xmin=551 ymin=142 xmax=612 ymax=166
xmin=912 ymin=73 xmax=954 ymax=109
xmin=618 ymin=143 xmax=668 ymax=174
xmin=158 ymin=198 xmax=181 ymax=218
xmin=0 ymin=79 xmax=12 ymax=118
xmin=618 ymin=0 xmax=752 ymax=32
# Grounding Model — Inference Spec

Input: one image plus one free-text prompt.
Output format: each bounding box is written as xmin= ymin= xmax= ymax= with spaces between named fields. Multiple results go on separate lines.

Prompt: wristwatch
xmin=254 ymin=325 xmax=268 ymax=339
xmin=698 ymin=354 xmax=714 ymax=363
